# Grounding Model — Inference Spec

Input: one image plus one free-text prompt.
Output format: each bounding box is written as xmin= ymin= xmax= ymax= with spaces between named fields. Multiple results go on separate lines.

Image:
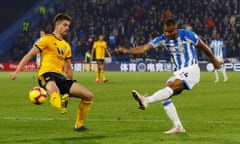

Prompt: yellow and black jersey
xmin=93 ymin=40 xmax=107 ymax=59
xmin=34 ymin=34 xmax=71 ymax=76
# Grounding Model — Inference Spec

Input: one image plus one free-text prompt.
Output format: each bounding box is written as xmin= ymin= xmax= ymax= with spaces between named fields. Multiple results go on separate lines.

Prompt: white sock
xmin=146 ymin=87 xmax=173 ymax=104
xmin=214 ymin=70 xmax=219 ymax=81
xmin=221 ymin=68 xmax=227 ymax=79
xmin=162 ymin=99 xmax=184 ymax=129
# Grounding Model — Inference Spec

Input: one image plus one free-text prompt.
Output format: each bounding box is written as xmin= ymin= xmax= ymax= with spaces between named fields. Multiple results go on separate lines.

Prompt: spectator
xmin=39 ymin=5 xmax=46 ymax=15
xmin=4 ymin=0 xmax=240 ymax=62
xmin=84 ymin=50 xmax=91 ymax=63
xmin=22 ymin=20 xmax=29 ymax=32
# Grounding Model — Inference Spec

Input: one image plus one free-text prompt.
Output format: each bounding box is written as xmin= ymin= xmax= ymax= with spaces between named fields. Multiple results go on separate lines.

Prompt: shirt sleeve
xmin=186 ymin=30 xmax=200 ymax=45
xmin=104 ymin=41 xmax=107 ymax=49
xmin=149 ymin=36 xmax=164 ymax=48
xmin=93 ymin=42 xmax=97 ymax=49
xmin=34 ymin=36 xmax=48 ymax=51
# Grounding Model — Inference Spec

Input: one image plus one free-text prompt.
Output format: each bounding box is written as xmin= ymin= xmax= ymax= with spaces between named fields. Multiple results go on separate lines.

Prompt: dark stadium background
xmin=0 ymin=0 xmax=239 ymax=70
xmin=0 ymin=1 xmax=36 ymax=32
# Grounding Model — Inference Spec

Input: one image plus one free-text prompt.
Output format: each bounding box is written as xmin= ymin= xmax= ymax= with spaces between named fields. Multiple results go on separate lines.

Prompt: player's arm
xmin=64 ymin=58 xmax=73 ymax=80
xmin=90 ymin=47 xmax=95 ymax=61
xmin=106 ymin=48 xmax=112 ymax=58
xmin=9 ymin=46 xmax=39 ymax=80
xmin=117 ymin=44 xmax=153 ymax=55
xmin=197 ymin=39 xmax=221 ymax=69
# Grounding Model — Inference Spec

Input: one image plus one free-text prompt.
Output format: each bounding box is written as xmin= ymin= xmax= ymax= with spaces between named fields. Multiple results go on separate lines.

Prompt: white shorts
xmin=216 ymin=56 xmax=224 ymax=63
xmin=167 ymin=64 xmax=200 ymax=90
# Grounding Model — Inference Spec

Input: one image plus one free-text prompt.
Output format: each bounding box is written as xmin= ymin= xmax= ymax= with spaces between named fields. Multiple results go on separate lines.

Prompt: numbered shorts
xmin=38 ymin=72 xmax=76 ymax=94
xmin=167 ymin=64 xmax=200 ymax=90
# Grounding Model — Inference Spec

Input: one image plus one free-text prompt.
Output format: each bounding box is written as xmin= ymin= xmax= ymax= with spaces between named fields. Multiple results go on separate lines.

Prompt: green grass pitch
xmin=0 ymin=71 xmax=240 ymax=144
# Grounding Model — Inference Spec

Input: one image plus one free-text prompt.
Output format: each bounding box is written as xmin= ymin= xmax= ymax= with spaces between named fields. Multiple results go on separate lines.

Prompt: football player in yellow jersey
xmin=91 ymin=34 xmax=111 ymax=83
xmin=9 ymin=13 xmax=93 ymax=132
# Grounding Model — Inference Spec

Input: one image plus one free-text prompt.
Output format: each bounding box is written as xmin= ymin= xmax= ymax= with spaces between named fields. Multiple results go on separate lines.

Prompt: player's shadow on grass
xmin=13 ymin=135 xmax=106 ymax=144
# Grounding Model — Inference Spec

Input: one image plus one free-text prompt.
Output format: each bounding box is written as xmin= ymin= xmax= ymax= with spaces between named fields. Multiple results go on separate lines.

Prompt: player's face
xmin=163 ymin=25 xmax=178 ymax=40
xmin=57 ymin=20 xmax=71 ymax=36
xmin=99 ymin=35 xmax=104 ymax=40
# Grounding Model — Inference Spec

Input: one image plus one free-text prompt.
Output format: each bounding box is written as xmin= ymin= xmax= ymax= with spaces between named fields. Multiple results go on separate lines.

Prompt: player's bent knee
xmin=80 ymin=88 xmax=93 ymax=101
xmin=166 ymin=80 xmax=186 ymax=93
xmin=86 ymin=91 xmax=93 ymax=101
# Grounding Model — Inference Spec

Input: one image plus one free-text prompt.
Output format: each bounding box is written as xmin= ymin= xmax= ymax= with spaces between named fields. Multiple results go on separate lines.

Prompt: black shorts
xmin=38 ymin=72 xmax=76 ymax=94
xmin=96 ymin=59 xmax=104 ymax=65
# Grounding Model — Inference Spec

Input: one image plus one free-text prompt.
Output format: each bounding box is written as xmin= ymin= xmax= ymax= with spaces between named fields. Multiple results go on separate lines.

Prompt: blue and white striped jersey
xmin=150 ymin=29 xmax=200 ymax=70
xmin=210 ymin=39 xmax=225 ymax=60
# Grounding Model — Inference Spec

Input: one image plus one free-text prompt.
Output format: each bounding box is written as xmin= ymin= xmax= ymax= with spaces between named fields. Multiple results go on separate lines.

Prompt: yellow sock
xmin=75 ymin=100 xmax=92 ymax=128
xmin=96 ymin=71 xmax=100 ymax=80
xmin=49 ymin=92 xmax=61 ymax=109
xmin=101 ymin=70 xmax=106 ymax=80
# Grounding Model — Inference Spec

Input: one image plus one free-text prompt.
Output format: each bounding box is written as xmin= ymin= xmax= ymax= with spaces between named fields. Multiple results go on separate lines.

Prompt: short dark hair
xmin=164 ymin=18 xmax=177 ymax=26
xmin=53 ymin=13 xmax=72 ymax=25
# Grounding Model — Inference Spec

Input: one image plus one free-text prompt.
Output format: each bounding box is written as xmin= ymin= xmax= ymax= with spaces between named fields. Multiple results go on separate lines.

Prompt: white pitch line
xmin=1 ymin=116 xmax=240 ymax=124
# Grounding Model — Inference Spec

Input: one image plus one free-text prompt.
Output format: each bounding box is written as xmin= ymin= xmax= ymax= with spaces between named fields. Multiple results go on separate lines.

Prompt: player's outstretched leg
xmin=69 ymin=82 xmax=93 ymax=132
xmin=132 ymin=87 xmax=174 ymax=110
xmin=74 ymin=100 xmax=92 ymax=132
xmin=146 ymin=87 xmax=173 ymax=103
xmin=132 ymin=90 xmax=148 ymax=110
xmin=162 ymin=99 xmax=185 ymax=134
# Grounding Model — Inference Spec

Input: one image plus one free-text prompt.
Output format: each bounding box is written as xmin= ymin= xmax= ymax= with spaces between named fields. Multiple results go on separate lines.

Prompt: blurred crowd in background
xmin=4 ymin=0 xmax=240 ymax=62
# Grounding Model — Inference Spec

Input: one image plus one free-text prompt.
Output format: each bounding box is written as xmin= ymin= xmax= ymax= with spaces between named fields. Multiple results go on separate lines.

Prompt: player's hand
xmin=213 ymin=59 xmax=222 ymax=69
xmin=115 ymin=46 xmax=128 ymax=54
xmin=9 ymin=71 xmax=18 ymax=80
